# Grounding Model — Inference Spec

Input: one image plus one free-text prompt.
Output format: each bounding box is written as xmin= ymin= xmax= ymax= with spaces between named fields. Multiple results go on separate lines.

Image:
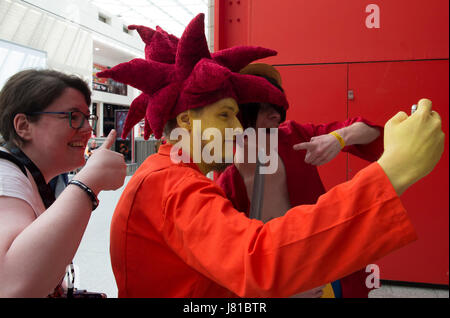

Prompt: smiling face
xmin=187 ymin=97 xmax=243 ymax=173
xmin=25 ymin=87 xmax=93 ymax=176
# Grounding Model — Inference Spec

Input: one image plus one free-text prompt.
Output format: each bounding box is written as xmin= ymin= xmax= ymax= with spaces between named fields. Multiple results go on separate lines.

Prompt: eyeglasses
xmin=26 ymin=111 xmax=98 ymax=130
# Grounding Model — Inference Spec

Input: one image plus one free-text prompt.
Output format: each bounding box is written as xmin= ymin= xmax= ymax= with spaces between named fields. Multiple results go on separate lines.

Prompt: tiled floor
xmin=369 ymin=283 xmax=448 ymax=298
xmin=72 ymin=176 xmax=127 ymax=298
xmin=73 ymin=176 xmax=449 ymax=299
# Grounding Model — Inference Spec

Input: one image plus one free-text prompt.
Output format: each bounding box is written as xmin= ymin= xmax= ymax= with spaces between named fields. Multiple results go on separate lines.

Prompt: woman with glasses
xmin=0 ymin=69 xmax=126 ymax=297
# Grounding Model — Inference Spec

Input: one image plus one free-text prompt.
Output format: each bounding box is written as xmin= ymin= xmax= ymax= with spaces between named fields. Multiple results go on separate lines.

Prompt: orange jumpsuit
xmin=110 ymin=143 xmax=417 ymax=297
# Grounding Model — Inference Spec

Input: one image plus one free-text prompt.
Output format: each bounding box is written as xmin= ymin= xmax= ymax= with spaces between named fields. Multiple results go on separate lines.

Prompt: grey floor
xmin=72 ymin=176 xmax=449 ymax=298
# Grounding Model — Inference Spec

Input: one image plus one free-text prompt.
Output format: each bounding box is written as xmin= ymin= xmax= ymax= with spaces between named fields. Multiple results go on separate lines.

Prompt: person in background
xmin=0 ymin=69 xmax=127 ymax=297
xmin=85 ymin=139 xmax=99 ymax=159
xmin=99 ymin=14 xmax=444 ymax=297
xmin=216 ymin=63 xmax=382 ymax=298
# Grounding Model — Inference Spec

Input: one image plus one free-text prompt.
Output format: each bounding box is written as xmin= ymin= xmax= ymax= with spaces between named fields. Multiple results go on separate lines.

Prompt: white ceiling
xmin=93 ymin=38 xmax=139 ymax=63
xmin=88 ymin=0 xmax=209 ymax=38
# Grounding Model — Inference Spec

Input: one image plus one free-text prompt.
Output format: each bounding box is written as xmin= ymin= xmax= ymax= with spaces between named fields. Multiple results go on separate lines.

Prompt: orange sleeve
xmin=162 ymin=163 xmax=417 ymax=297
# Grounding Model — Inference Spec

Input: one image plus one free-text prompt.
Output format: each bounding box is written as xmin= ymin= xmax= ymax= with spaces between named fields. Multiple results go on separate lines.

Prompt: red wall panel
xmin=216 ymin=0 xmax=449 ymax=65
xmin=215 ymin=0 xmax=449 ymax=285
xmin=215 ymin=0 xmax=250 ymax=50
xmin=278 ymin=64 xmax=348 ymax=191
xmin=348 ymin=60 xmax=449 ymax=285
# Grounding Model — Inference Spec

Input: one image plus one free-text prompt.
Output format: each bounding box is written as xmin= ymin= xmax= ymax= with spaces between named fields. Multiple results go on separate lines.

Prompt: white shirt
xmin=0 ymin=148 xmax=45 ymax=218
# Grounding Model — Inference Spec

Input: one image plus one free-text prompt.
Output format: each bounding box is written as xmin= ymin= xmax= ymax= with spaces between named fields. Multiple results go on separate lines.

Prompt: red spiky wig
xmin=97 ymin=13 xmax=288 ymax=140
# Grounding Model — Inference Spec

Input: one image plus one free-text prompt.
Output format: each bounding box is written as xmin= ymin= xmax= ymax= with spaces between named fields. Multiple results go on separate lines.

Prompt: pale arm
xmin=335 ymin=122 xmax=380 ymax=147
xmin=0 ymin=130 xmax=126 ymax=297
xmin=293 ymin=122 xmax=380 ymax=166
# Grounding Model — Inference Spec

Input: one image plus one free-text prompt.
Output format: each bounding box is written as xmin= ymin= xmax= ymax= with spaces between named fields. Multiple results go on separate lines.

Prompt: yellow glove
xmin=377 ymin=98 xmax=445 ymax=195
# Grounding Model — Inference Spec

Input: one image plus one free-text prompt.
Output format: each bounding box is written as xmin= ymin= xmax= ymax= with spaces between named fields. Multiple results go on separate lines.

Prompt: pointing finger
xmin=293 ymin=142 xmax=314 ymax=151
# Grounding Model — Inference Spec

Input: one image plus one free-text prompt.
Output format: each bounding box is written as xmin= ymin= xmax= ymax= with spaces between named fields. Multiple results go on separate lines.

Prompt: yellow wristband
xmin=329 ymin=131 xmax=345 ymax=149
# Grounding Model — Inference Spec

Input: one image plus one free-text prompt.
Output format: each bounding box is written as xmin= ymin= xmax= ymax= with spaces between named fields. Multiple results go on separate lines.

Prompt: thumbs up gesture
xmin=76 ymin=130 xmax=127 ymax=194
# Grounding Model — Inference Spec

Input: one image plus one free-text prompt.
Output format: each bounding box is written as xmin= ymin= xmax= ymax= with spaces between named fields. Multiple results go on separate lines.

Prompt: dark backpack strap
xmin=5 ymin=146 xmax=56 ymax=209
xmin=1 ymin=147 xmax=67 ymax=297
xmin=0 ymin=150 xmax=27 ymax=176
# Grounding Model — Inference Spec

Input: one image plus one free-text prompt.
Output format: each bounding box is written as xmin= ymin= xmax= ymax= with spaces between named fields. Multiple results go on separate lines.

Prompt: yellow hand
xmin=377 ymin=98 xmax=445 ymax=195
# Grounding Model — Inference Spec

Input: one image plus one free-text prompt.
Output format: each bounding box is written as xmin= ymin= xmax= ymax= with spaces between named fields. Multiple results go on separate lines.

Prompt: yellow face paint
xmin=188 ymin=98 xmax=243 ymax=174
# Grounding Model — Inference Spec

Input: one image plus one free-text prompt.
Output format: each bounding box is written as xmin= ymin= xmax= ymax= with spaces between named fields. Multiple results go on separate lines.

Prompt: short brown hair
xmin=239 ymin=76 xmax=286 ymax=129
xmin=0 ymin=69 xmax=91 ymax=145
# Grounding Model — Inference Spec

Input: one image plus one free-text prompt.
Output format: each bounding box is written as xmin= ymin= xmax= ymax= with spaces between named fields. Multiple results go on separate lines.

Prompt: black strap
xmin=249 ymin=156 xmax=264 ymax=220
xmin=1 ymin=145 xmax=70 ymax=297
xmin=0 ymin=150 xmax=27 ymax=176
xmin=3 ymin=145 xmax=56 ymax=209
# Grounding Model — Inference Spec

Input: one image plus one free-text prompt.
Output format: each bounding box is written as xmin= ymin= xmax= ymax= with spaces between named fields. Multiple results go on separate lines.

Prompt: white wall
xmin=0 ymin=0 xmax=144 ymax=106
xmin=0 ymin=39 xmax=47 ymax=89
xmin=20 ymin=0 xmax=144 ymax=54
xmin=92 ymin=51 xmax=140 ymax=107
xmin=0 ymin=0 xmax=91 ymax=80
